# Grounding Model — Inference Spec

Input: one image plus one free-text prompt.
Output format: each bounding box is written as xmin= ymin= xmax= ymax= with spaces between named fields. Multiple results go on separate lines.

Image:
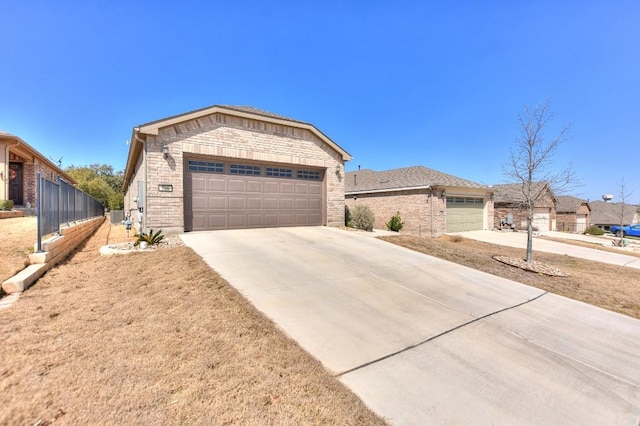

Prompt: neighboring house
xmin=555 ymin=195 xmax=591 ymax=233
xmin=0 ymin=131 xmax=76 ymax=212
xmin=589 ymin=200 xmax=640 ymax=231
xmin=345 ymin=166 xmax=494 ymax=236
xmin=492 ymin=182 xmax=556 ymax=232
xmin=122 ymin=105 xmax=351 ymax=234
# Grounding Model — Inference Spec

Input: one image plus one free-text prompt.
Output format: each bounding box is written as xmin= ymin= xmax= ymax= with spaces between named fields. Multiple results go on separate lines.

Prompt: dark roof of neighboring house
xmin=555 ymin=195 xmax=590 ymax=213
xmin=589 ymin=200 xmax=640 ymax=225
xmin=345 ymin=166 xmax=488 ymax=194
xmin=491 ymin=182 xmax=555 ymax=204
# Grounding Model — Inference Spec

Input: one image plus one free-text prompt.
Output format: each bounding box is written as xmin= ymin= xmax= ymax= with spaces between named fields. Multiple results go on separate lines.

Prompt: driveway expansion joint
xmin=335 ymin=290 xmax=549 ymax=377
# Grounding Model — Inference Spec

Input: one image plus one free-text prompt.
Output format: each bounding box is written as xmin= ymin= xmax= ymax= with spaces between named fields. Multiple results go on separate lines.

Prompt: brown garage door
xmin=185 ymin=159 xmax=323 ymax=231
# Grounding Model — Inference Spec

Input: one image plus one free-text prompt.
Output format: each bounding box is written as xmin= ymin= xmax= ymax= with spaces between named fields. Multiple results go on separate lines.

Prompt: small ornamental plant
xmin=352 ymin=204 xmax=375 ymax=231
xmin=134 ymin=229 xmax=165 ymax=247
xmin=386 ymin=211 xmax=403 ymax=232
xmin=0 ymin=200 xmax=14 ymax=211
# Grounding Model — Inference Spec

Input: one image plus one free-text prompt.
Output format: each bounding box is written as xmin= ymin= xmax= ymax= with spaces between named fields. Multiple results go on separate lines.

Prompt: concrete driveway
xmin=459 ymin=230 xmax=640 ymax=269
xmin=180 ymin=227 xmax=640 ymax=425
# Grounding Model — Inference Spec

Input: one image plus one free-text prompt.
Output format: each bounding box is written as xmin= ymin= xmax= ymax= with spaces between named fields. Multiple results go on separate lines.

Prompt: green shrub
xmin=386 ymin=211 xmax=403 ymax=232
xmin=585 ymin=225 xmax=604 ymax=236
xmin=352 ymin=204 xmax=375 ymax=231
xmin=134 ymin=229 xmax=165 ymax=247
xmin=0 ymin=200 xmax=14 ymax=211
xmin=344 ymin=205 xmax=352 ymax=227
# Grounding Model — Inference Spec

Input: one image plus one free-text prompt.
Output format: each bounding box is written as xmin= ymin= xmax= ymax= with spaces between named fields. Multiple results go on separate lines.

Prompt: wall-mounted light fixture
xmin=335 ymin=164 xmax=340 ymax=173
xmin=162 ymin=145 xmax=169 ymax=159
xmin=441 ymin=190 xmax=446 ymax=198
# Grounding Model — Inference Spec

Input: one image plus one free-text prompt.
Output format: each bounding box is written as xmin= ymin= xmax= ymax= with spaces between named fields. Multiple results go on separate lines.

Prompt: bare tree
xmin=615 ymin=177 xmax=633 ymax=245
xmin=503 ymin=100 xmax=579 ymax=263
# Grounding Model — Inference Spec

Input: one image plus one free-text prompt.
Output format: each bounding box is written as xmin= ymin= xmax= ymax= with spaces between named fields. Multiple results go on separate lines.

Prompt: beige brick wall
xmin=130 ymin=112 xmax=346 ymax=233
xmin=346 ymin=189 xmax=448 ymax=236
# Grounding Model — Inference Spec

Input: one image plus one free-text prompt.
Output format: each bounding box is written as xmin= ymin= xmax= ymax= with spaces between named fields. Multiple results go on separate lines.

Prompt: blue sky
xmin=1 ymin=1 xmax=638 ymax=202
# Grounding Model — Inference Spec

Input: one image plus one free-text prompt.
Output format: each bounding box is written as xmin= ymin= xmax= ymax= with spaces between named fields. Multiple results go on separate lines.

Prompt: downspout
xmin=134 ymin=132 xmax=147 ymax=233
xmin=430 ymin=188 xmax=434 ymax=238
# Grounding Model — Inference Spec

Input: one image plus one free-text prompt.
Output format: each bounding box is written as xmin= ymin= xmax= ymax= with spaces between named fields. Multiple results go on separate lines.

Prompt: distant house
xmin=0 ymin=131 xmax=76 ymax=212
xmin=492 ymin=182 xmax=556 ymax=231
xmin=345 ymin=166 xmax=494 ymax=236
xmin=555 ymin=196 xmax=591 ymax=233
xmin=589 ymin=200 xmax=640 ymax=231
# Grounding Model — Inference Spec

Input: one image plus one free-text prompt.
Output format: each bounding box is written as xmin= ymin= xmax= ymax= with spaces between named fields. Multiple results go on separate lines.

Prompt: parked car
xmin=610 ymin=224 xmax=640 ymax=237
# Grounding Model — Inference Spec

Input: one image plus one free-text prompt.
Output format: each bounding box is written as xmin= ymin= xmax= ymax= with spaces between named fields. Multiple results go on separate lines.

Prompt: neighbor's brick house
xmin=123 ymin=105 xmax=351 ymax=234
xmin=492 ymin=182 xmax=557 ymax=231
xmin=555 ymin=196 xmax=591 ymax=233
xmin=0 ymin=131 xmax=76 ymax=212
xmin=345 ymin=166 xmax=494 ymax=236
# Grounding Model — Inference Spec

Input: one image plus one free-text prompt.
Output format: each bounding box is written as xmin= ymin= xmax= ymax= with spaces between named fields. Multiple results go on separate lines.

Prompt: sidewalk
xmin=458 ymin=230 xmax=640 ymax=269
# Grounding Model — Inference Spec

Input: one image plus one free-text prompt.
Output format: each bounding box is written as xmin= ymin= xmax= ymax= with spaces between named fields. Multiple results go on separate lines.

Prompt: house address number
xmin=158 ymin=184 xmax=173 ymax=192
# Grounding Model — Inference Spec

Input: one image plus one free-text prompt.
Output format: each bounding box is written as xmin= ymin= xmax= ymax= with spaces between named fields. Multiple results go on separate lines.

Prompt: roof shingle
xmin=345 ymin=166 xmax=487 ymax=193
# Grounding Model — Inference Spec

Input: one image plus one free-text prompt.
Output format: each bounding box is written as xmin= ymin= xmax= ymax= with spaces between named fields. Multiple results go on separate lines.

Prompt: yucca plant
xmin=134 ymin=229 xmax=165 ymax=247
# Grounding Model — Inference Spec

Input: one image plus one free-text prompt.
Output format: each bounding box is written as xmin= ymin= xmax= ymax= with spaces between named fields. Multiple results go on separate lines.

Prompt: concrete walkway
xmin=181 ymin=227 xmax=640 ymax=425
xmin=459 ymin=230 xmax=640 ymax=269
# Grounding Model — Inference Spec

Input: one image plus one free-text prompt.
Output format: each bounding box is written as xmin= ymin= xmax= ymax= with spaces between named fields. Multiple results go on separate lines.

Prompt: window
xmin=188 ymin=160 xmax=223 ymax=173
xmin=266 ymin=167 xmax=292 ymax=177
xmin=296 ymin=170 xmax=321 ymax=180
xmin=230 ymin=164 xmax=261 ymax=175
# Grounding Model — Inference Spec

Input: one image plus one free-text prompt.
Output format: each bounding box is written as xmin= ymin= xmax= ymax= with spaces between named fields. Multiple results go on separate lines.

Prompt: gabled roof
xmin=124 ymin=104 xmax=351 ymax=189
xmin=345 ymin=166 xmax=488 ymax=194
xmin=589 ymin=200 xmax=640 ymax=225
xmin=492 ymin=182 xmax=555 ymax=204
xmin=555 ymin=195 xmax=590 ymax=213
xmin=0 ymin=131 xmax=76 ymax=184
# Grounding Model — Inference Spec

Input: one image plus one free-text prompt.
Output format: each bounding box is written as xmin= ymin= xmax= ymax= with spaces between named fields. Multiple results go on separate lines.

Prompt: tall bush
xmin=344 ymin=205 xmax=352 ymax=227
xmin=352 ymin=204 xmax=375 ymax=231
xmin=386 ymin=211 xmax=403 ymax=232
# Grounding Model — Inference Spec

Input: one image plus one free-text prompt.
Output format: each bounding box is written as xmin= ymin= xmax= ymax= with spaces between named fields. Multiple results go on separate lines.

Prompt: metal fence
xmin=37 ymin=173 xmax=105 ymax=251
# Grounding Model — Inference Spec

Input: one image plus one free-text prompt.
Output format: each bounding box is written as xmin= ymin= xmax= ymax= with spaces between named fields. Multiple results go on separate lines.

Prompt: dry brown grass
xmin=0 ymin=221 xmax=386 ymax=425
xmin=0 ymin=217 xmax=37 ymax=284
xmin=379 ymin=234 xmax=640 ymax=319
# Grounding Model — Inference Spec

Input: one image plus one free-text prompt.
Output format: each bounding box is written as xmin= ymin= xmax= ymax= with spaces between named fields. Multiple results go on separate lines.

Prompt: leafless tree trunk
xmin=616 ymin=177 xmax=632 ymax=246
xmin=503 ymin=100 xmax=578 ymax=263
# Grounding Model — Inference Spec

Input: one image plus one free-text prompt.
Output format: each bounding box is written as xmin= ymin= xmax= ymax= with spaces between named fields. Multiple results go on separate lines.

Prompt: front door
xmin=8 ymin=162 xmax=23 ymax=206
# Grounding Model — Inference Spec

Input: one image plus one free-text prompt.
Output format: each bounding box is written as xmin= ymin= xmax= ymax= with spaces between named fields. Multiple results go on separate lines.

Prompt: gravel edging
xmin=493 ymin=255 xmax=569 ymax=277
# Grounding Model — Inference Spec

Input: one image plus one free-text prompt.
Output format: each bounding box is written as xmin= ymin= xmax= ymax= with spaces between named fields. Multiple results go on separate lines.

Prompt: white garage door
xmin=576 ymin=214 xmax=587 ymax=233
xmin=533 ymin=208 xmax=550 ymax=231
xmin=446 ymin=197 xmax=485 ymax=233
xmin=185 ymin=159 xmax=323 ymax=231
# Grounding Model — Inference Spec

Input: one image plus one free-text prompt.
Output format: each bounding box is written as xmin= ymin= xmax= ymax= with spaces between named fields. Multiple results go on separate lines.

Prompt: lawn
xmin=379 ymin=234 xmax=640 ymax=320
xmin=0 ymin=220 xmax=386 ymax=425
xmin=0 ymin=216 xmax=36 ymax=284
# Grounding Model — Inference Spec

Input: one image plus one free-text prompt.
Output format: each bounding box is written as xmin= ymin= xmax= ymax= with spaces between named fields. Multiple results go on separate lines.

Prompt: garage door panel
xmin=264 ymin=182 xmax=279 ymax=193
xmin=246 ymin=197 xmax=263 ymax=209
xmin=187 ymin=163 xmax=323 ymax=231
xmin=279 ymin=214 xmax=295 ymax=225
xmin=280 ymin=182 xmax=294 ymax=193
xmin=309 ymin=198 xmax=322 ymax=209
xmin=246 ymin=180 xmax=263 ymax=193
xmin=207 ymin=196 xmax=226 ymax=210
xmin=228 ymin=197 xmax=245 ymax=209
xmin=247 ymin=215 xmax=264 ymax=227
xmin=295 ymin=199 xmax=308 ymax=209
xmin=207 ymin=177 xmax=226 ymax=192
xmin=228 ymin=179 xmax=245 ymax=192
xmin=281 ymin=198 xmax=294 ymax=209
